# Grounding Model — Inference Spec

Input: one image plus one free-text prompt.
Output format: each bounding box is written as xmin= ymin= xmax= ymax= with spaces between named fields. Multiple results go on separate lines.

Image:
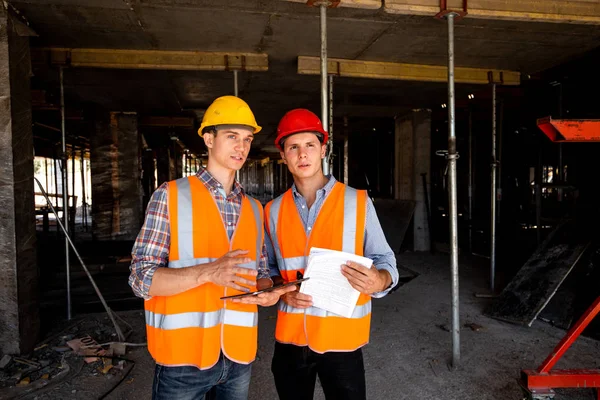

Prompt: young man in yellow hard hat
xmin=129 ymin=96 xmax=295 ymax=400
xmin=264 ymin=109 xmax=399 ymax=400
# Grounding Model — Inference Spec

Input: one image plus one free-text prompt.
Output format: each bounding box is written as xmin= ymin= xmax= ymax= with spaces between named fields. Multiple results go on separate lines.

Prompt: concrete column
xmin=395 ymin=109 xmax=432 ymax=252
xmin=0 ymin=6 xmax=39 ymax=355
xmin=91 ymin=112 xmax=143 ymax=240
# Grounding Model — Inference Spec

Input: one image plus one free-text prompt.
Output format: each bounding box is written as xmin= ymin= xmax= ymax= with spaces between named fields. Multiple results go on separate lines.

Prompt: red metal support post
xmin=538 ymin=296 xmax=600 ymax=373
xmin=521 ymin=296 xmax=600 ymax=398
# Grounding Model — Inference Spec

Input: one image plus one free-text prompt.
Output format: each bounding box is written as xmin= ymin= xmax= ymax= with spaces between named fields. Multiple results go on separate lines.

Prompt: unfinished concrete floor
xmin=8 ymin=252 xmax=600 ymax=400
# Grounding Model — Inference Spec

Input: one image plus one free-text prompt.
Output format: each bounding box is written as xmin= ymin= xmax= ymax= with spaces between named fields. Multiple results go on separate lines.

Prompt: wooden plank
xmin=298 ymin=56 xmax=520 ymax=85
xmin=484 ymin=220 xmax=590 ymax=326
xmin=283 ymin=0 xmax=381 ymax=9
xmin=31 ymin=48 xmax=269 ymax=71
xmin=384 ymin=0 xmax=600 ymax=24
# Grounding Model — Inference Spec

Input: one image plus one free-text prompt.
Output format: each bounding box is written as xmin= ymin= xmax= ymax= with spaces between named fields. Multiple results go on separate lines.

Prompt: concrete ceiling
xmin=13 ymin=0 xmax=600 ymax=152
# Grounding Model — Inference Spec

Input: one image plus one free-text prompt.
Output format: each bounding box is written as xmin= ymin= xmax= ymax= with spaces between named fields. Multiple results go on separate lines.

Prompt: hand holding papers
xmin=299 ymin=247 xmax=373 ymax=318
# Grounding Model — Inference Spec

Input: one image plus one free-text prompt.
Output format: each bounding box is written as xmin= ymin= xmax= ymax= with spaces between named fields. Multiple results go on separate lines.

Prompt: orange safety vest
xmin=145 ymin=176 xmax=264 ymax=369
xmin=265 ymin=182 xmax=371 ymax=353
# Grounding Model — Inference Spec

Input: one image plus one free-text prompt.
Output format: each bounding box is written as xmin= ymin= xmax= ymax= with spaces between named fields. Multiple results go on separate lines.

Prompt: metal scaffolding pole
xmin=490 ymin=83 xmax=497 ymax=292
xmin=319 ymin=3 xmax=330 ymax=175
xmin=497 ymin=99 xmax=504 ymax=220
xmin=233 ymin=70 xmax=239 ymax=97
xmin=60 ymin=66 xmax=71 ymax=320
xmin=234 ymin=70 xmax=240 ymax=182
xmin=445 ymin=12 xmax=460 ymax=368
xmin=71 ymin=143 xmax=75 ymax=237
xmin=468 ymin=107 xmax=473 ymax=253
xmin=536 ymin=150 xmax=543 ymax=245
xmin=80 ymin=147 xmax=87 ymax=230
xmin=558 ymin=82 xmax=563 ymax=202
xmin=343 ymin=116 xmax=349 ymax=185
xmin=328 ymin=74 xmax=334 ymax=177
xmin=44 ymin=157 xmax=49 ymax=191
xmin=53 ymin=154 xmax=59 ymax=222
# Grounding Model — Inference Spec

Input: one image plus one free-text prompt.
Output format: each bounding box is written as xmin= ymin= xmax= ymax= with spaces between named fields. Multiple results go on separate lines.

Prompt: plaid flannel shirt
xmin=129 ymin=168 xmax=269 ymax=300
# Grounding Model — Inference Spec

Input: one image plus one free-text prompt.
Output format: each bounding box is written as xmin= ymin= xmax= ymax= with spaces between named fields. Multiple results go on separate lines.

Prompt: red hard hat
xmin=274 ymin=109 xmax=328 ymax=151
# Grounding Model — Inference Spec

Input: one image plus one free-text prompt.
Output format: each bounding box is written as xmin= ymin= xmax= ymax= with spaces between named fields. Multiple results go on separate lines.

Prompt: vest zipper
xmin=298 ymin=183 xmax=340 ymax=347
xmin=207 ymin=190 xmax=244 ymax=357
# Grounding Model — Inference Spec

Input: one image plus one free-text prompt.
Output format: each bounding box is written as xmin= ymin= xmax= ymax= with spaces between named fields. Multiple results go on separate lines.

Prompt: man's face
xmin=204 ymin=127 xmax=254 ymax=171
xmin=280 ymin=132 xmax=326 ymax=179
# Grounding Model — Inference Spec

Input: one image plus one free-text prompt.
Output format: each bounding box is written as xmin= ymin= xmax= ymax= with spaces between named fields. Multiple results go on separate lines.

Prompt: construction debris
xmin=0 ymin=314 xmax=137 ymax=397
xmin=0 ymin=355 xmax=12 ymax=369
xmin=109 ymin=342 xmax=127 ymax=356
xmin=17 ymin=377 xmax=30 ymax=386
xmin=464 ymin=322 xmax=485 ymax=332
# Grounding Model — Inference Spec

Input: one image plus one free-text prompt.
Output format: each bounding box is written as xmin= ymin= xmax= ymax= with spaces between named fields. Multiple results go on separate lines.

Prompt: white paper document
xmin=299 ymin=247 xmax=373 ymax=318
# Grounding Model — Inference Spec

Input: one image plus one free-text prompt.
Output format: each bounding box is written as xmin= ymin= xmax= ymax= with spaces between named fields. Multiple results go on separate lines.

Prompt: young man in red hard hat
xmin=264 ymin=109 xmax=399 ymax=400
xmin=129 ymin=96 xmax=295 ymax=400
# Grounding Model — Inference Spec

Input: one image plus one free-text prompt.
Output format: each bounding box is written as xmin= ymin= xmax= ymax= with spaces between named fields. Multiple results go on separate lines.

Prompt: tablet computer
xmin=220 ymin=278 xmax=310 ymax=300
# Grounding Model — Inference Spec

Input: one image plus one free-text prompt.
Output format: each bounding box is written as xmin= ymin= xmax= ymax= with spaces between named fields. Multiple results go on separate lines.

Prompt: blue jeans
xmin=152 ymin=353 xmax=252 ymax=400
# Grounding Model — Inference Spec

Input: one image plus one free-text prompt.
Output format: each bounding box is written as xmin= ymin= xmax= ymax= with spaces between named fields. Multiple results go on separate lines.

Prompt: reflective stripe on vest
xmin=267 ymin=182 xmax=371 ymax=353
xmin=145 ymin=176 xmax=263 ymax=369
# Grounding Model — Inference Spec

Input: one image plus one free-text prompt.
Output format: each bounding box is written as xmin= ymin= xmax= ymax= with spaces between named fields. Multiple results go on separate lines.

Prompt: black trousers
xmin=271 ymin=342 xmax=366 ymax=400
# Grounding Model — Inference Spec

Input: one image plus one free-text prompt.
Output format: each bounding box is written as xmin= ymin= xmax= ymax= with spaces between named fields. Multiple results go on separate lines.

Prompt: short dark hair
xmin=202 ymin=125 xmax=217 ymax=135
xmin=279 ymin=132 xmax=324 ymax=150
xmin=203 ymin=124 xmax=255 ymax=136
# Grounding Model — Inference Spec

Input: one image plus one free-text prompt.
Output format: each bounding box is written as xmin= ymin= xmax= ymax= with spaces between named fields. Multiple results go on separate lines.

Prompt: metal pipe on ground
xmin=34 ymin=177 xmax=126 ymax=342
xmin=445 ymin=12 xmax=461 ymax=368
xmin=60 ymin=66 xmax=72 ymax=321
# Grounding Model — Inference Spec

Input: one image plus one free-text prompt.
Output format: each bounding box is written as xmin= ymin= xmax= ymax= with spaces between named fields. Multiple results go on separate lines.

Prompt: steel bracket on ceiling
xmin=224 ymin=54 xmax=248 ymax=71
xmin=435 ymin=0 xmax=468 ymax=20
xmin=306 ymin=0 xmax=340 ymax=8
xmin=488 ymin=71 xmax=505 ymax=85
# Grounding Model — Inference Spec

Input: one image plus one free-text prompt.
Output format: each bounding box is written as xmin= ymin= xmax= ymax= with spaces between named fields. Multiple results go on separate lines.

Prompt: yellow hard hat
xmin=198 ymin=95 xmax=261 ymax=136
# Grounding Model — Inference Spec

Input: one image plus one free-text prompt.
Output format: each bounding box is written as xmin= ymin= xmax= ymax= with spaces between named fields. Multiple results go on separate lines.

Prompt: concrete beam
xmin=298 ymin=56 xmax=520 ymax=85
xmin=31 ymin=48 xmax=269 ymax=71
xmin=385 ymin=0 xmax=600 ymax=24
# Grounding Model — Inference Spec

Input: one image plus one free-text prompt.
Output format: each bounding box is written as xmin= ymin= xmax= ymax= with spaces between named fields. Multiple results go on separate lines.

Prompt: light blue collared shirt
xmin=265 ymin=175 xmax=398 ymax=298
